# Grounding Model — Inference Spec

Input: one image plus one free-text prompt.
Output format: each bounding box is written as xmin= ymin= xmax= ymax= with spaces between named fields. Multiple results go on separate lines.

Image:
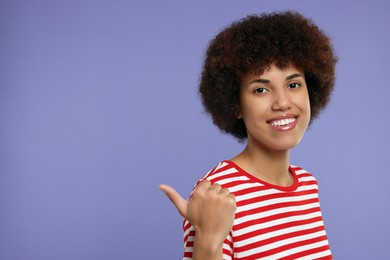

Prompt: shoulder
xmin=193 ymin=160 xmax=248 ymax=189
xmin=290 ymin=165 xmax=319 ymax=188
xmin=198 ymin=161 xmax=240 ymax=182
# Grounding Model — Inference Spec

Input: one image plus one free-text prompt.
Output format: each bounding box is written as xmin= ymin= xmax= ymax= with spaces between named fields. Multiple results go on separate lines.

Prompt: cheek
xmin=300 ymin=88 xmax=311 ymax=112
xmin=306 ymin=98 xmax=311 ymax=118
xmin=302 ymin=94 xmax=311 ymax=125
xmin=294 ymin=89 xmax=311 ymax=124
xmin=242 ymin=101 xmax=267 ymax=119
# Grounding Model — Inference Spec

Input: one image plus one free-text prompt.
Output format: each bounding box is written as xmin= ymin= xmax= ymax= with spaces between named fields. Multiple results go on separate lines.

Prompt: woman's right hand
xmin=160 ymin=180 xmax=236 ymax=253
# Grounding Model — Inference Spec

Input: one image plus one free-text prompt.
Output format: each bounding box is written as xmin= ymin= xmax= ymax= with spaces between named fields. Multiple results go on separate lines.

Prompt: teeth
xmin=271 ymin=118 xmax=296 ymax=126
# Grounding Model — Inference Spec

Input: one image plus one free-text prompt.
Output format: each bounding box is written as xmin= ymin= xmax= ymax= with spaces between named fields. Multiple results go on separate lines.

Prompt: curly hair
xmin=199 ymin=11 xmax=337 ymax=141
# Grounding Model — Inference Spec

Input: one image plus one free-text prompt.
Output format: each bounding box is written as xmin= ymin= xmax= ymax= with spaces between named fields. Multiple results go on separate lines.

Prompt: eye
xmin=253 ymin=87 xmax=268 ymax=94
xmin=288 ymin=82 xmax=301 ymax=89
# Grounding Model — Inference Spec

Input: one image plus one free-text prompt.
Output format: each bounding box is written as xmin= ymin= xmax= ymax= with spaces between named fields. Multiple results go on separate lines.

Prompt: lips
xmin=267 ymin=114 xmax=298 ymax=131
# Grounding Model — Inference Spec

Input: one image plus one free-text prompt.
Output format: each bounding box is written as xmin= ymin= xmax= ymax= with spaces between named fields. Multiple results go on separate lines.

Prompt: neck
xmin=232 ymin=139 xmax=293 ymax=187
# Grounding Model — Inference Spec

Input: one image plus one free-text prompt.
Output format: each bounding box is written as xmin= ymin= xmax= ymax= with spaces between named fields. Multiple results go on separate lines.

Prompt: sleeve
xmin=182 ymin=219 xmax=234 ymax=260
xmin=183 ymin=162 xmax=234 ymax=259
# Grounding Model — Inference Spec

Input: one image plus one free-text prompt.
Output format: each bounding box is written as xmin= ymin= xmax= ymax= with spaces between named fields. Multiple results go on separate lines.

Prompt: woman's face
xmin=238 ymin=63 xmax=311 ymax=152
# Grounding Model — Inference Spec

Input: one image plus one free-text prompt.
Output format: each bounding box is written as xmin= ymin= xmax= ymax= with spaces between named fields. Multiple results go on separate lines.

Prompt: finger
xmin=209 ymin=183 xmax=222 ymax=192
xmin=227 ymin=193 xmax=237 ymax=205
xmin=159 ymin=184 xmax=188 ymax=218
xmin=219 ymin=187 xmax=230 ymax=196
xmin=195 ymin=179 xmax=211 ymax=193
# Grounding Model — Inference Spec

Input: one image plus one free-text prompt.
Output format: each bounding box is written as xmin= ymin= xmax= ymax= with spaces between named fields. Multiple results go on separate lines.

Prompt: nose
xmin=271 ymin=90 xmax=291 ymax=111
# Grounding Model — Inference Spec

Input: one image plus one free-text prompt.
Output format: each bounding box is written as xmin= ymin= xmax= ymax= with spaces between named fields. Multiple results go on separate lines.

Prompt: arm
xmin=160 ymin=181 xmax=236 ymax=260
xmin=192 ymin=231 xmax=224 ymax=260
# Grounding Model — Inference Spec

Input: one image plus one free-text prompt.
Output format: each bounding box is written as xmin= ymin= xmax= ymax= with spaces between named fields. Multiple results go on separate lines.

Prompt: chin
xmin=270 ymin=139 xmax=301 ymax=151
xmin=247 ymin=132 xmax=304 ymax=152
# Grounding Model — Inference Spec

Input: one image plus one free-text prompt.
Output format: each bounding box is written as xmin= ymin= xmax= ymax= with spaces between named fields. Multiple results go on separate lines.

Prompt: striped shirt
xmin=183 ymin=160 xmax=332 ymax=260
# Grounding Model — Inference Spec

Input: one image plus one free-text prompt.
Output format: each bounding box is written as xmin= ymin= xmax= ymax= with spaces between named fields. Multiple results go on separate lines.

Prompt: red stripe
xmin=183 ymin=221 xmax=191 ymax=231
xmin=295 ymin=172 xmax=313 ymax=178
xmin=314 ymin=254 xmax=333 ymax=260
xmin=183 ymin=251 xmax=192 ymax=258
xmin=186 ymin=241 xmax=194 ymax=247
xmin=211 ymin=173 xmax=241 ymax=183
xmin=233 ymin=208 xmax=320 ymax=231
xmin=236 ymin=188 xmax=318 ymax=207
xmin=234 ymin=225 xmax=326 ymax=252
xmin=222 ymin=247 xmax=232 ymax=257
xmin=235 ymin=198 xmax=320 ymax=220
xmin=278 ymin=245 xmax=331 ymax=260
xmin=235 ymin=215 xmax=324 ymax=241
xmin=183 ymin=229 xmax=195 ymax=245
xmin=182 ymin=162 xmax=331 ymax=259
xmin=300 ymin=180 xmax=318 ymax=186
xmin=233 ymin=185 xmax=273 ymax=196
xmin=239 ymin=235 xmax=329 ymax=260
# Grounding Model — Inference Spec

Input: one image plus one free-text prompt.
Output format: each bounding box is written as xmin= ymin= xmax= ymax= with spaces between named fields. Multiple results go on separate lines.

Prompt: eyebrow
xmin=249 ymin=73 xmax=304 ymax=84
xmin=286 ymin=73 xmax=304 ymax=81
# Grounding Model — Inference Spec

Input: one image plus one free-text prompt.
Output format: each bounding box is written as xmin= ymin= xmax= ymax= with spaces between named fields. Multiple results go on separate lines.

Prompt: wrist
xmin=193 ymin=231 xmax=224 ymax=260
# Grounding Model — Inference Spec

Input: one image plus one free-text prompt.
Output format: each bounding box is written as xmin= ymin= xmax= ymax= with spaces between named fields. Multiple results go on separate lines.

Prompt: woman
xmin=160 ymin=11 xmax=337 ymax=260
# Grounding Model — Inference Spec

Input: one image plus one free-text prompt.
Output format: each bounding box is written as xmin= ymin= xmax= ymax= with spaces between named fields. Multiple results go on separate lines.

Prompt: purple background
xmin=1 ymin=1 xmax=389 ymax=259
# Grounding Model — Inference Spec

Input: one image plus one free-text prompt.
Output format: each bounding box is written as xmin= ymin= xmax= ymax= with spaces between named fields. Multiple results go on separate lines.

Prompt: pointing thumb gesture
xmin=160 ymin=180 xmax=236 ymax=241
xmin=159 ymin=184 xmax=188 ymax=218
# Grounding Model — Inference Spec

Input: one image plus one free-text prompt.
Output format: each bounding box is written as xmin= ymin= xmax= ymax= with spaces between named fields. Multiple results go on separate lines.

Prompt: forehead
xmin=242 ymin=63 xmax=304 ymax=82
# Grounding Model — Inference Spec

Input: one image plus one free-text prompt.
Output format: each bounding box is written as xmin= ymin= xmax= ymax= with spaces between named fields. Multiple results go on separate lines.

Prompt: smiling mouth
xmin=269 ymin=118 xmax=296 ymax=127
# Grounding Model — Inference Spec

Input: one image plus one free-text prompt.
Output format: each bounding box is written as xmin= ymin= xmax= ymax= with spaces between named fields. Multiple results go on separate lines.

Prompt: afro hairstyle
xmin=199 ymin=11 xmax=337 ymax=141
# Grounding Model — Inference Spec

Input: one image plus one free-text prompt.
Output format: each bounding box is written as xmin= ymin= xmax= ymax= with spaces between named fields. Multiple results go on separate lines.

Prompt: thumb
xmin=159 ymin=184 xmax=188 ymax=218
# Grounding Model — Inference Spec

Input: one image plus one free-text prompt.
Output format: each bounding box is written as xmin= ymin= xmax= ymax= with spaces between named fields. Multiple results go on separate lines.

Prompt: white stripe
xmin=269 ymin=239 xmax=330 ymax=259
xmin=298 ymin=176 xmax=317 ymax=182
xmin=295 ymin=169 xmax=309 ymax=175
xmin=235 ymin=220 xmax=324 ymax=247
xmin=295 ymin=249 xmax=332 ymax=260
xmin=236 ymin=193 xmax=318 ymax=214
xmin=213 ymin=176 xmax=249 ymax=186
xmin=183 ymin=240 xmax=193 ymax=255
xmin=184 ymin=233 xmax=194 ymax=242
xmin=295 ymin=184 xmax=318 ymax=192
xmin=227 ymin=182 xmax=264 ymax=193
xmin=216 ymin=161 xmax=229 ymax=170
xmin=207 ymin=167 xmax=239 ymax=180
xmin=234 ymin=184 xmax=318 ymax=203
xmin=222 ymin=241 xmax=233 ymax=260
xmin=183 ymin=220 xmax=193 ymax=240
xmin=237 ymin=230 xmax=327 ymax=257
xmin=235 ymin=189 xmax=281 ymax=201
xmin=200 ymin=168 xmax=214 ymax=180
xmin=234 ymin=211 xmax=323 ymax=236
xmin=183 ymin=163 xmax=329 ymax=260
xmin=200 ymin=161 xmax=236 ymax=180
